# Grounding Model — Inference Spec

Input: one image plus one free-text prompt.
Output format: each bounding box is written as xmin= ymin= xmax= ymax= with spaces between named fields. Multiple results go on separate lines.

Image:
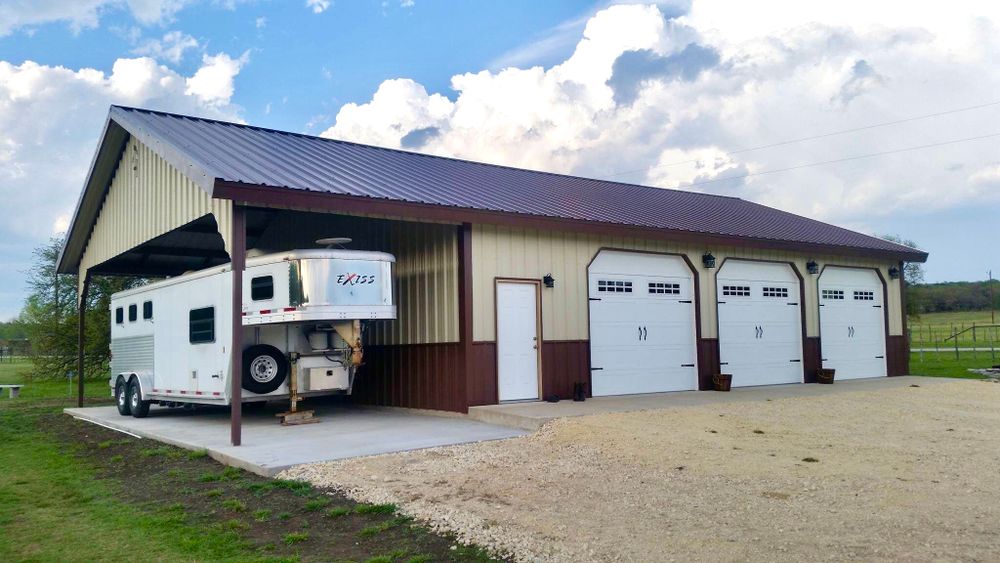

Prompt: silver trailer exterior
xmin=109 ymin=249 xmax=395 ymax=417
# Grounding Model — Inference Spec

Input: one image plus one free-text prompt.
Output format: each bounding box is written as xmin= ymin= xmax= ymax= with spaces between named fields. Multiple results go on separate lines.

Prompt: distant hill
xmin=910 ymin=280 xmax=1000 ymax=314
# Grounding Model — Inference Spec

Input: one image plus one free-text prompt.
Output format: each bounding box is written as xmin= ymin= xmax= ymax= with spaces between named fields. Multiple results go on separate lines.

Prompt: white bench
xmin=0 ymin=385 xmax=23 ymax=399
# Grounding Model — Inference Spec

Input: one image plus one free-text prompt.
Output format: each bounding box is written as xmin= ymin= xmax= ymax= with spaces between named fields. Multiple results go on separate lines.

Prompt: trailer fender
xmin=124 ymin=372 xmax=155 ymax=398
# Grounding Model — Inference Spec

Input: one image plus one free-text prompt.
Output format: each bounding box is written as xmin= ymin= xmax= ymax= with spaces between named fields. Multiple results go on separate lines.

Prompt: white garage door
xmin=588 ymin=250 xmax=698 ymax=396
xmin=819 ymin=267 xmax=887 ymax=380
xmin=717 ymin=260 xmax=803 ymax=387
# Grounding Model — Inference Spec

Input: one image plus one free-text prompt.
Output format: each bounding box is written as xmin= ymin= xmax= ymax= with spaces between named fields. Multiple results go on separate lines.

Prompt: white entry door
xmin=819 ymin=267 xmax=887 ymax=379
xmin=588 ymin=250 xmax=698 ymax=396
xmin=497 ymin=281 xmax=540 ymax=401
xmin=717 ymin=260 xmax=803 ymax=387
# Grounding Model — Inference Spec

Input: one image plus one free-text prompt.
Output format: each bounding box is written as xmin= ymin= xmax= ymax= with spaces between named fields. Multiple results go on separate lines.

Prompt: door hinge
xmin=591 ymin=367 xmax=604 ymax=371
xmin=589 ymin=297 xmax=601 ymax=301
xmin=681 ymin=363 xmax=695 ymax=367
xmin=720 ymin=362 xmax=729 ymax=366
xmin=875 ymin=355 xmax=885 ymax=359
xmin=679 ymin=300 xmax=693 ymax=303
xmin=789 ymin=359 xmax=801 ymax=363
xmin=873 ymin=305 xmax=882 ymax=308
xmin=718 ymin=301 xmax=727 ymax=304
xmin=787 ymin=302 xmax=798 ymax=305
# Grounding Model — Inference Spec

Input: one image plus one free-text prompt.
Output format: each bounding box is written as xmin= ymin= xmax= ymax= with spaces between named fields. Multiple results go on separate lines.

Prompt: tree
xmin=20 ymin=237 xmax=143 ymax=380
xmin=880 ymin=234 xmax=925 ymax=318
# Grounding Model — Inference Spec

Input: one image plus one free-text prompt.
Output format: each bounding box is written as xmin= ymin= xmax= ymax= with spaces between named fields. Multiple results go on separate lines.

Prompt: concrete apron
xmin=64 ymin=402 xmax=526 ymax=476
xmin=468 ymin=376 xmax=947 ymax=431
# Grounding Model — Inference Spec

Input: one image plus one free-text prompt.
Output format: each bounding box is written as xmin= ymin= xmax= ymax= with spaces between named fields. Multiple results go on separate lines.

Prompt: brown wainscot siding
xmin=541 ymin=340 xmax=590 ymax=400
xmin=697 ymin=338 xmax=720 ymax=391
xmin=803 ymin=337 xmax=821 ymax=383
xmin=886 ymin=335 xmax=909 ymax=377
xmin=468 ymin=342 xmax=498 ymax=406
xmin=353 ymin=343 xmax=466 ymax=413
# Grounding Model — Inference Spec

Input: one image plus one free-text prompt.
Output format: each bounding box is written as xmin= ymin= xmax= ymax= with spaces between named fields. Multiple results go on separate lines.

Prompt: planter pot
xmin=713 ymin=373 xmax=732 ymax=392
xmin=817 ymin=368 xmax=836 ymax=384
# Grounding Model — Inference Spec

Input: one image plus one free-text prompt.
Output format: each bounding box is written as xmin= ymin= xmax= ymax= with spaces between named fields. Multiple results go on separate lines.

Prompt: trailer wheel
xmin=115 ymin=378 xmax=131 ymax=416
xmin=128 ymin=379 xmax=150 ymax=418
xmin=242 ymin=345 xmax=288 ymax=395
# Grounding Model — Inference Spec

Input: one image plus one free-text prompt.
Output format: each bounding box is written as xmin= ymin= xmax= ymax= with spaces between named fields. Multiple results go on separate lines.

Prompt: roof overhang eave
xmin=213 ymin=180 xmax=930 ymax=264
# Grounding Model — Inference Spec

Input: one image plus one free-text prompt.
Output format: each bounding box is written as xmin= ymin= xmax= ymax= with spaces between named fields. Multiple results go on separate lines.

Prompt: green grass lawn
xmin=909 ymin=351 xmax=997 ymax=379
xmin=0 ymin=360 xmax=499 ymax=563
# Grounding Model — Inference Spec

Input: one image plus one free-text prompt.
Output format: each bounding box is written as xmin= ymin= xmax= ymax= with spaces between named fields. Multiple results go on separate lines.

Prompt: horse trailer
xmin=109 ymin=248 xmax=396 ymax=417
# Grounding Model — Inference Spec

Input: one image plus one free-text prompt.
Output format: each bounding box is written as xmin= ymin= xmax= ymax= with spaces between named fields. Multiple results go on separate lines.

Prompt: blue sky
xmin=0 ymin=1 xmax=998 ymax=320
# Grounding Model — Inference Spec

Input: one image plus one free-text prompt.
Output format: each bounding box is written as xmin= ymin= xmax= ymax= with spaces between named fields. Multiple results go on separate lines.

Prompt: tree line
xmin=909 ymin=280 xmax=1000 ymax=315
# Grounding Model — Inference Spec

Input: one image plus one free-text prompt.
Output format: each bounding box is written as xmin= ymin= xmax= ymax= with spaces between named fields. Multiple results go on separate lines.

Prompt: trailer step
xmin=276 ymin=409 xmax=320 ymax=426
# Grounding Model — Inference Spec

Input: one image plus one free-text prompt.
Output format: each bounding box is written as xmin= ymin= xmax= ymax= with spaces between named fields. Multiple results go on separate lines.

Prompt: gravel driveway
xmin=282 ymin=379 xmax=1000 ymax=562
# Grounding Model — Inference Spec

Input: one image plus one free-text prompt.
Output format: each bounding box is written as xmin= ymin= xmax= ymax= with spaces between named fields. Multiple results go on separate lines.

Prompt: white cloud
xmin=324 ymin=1 xmax=1000 ymax=226
xmin=255 ymin=16 xmax=266 ymax=28
xmin=306 ymin=0 xmax=330 ymax=14
xmin=400 ymin=0 xmax=415 ymax=8
xmin=132 ymin=30 xmax=199 ymax=64
xmin=0 ymin=54 xmax=244 ymax=265
xmin=0 ymin=0 xmax=192 ymax=36
xmin=185 ymin=51 xmax=249 ymax=106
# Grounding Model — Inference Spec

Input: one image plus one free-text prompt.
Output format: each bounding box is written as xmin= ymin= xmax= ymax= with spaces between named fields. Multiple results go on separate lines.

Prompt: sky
xmin=0 ymin=0 xmax=998 ymax=320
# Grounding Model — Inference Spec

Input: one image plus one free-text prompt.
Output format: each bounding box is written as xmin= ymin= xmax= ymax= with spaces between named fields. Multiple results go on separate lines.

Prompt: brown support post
xmin=77 ymin=275 xmax=90 ymax=408
xmin=231 ymin=205 xmax=246 ymax=446
xmin=457 ymin=223 xmax=474 ymax=412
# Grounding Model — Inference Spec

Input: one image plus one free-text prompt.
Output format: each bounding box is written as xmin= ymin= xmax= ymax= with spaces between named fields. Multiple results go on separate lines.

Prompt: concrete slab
xmin=65 ymin=400 xmax=526 ymax=476
xmin=468 ymin=376 xmax=946 ymax=430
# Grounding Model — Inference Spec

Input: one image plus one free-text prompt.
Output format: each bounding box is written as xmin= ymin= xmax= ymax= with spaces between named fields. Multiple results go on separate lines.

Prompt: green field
xmin=908 ymin=351 xmax=995 ymax=378
xmin=908 ymin=310 xmax=1000 ymax=350
xmin=0 ymin=360 xmax=497 ymax=563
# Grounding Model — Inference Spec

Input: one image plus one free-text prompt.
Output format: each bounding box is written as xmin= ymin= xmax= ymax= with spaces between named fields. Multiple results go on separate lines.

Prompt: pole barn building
xmin=58 ymin=106 xmax=927 ymax=443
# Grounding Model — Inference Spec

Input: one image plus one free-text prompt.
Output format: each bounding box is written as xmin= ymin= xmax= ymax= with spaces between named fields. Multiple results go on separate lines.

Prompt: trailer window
xmin=115 ymin=307 xmax=124 ymax=325
xmin=128 ymin=304 xmax=138 ymax=322
xmin=189 ymin=307 xmax=215 ymax=344
xmin=251 ymin=275 xmax=274 ymax=301
xmin=142 ymin=301 xmax=153 ymax=320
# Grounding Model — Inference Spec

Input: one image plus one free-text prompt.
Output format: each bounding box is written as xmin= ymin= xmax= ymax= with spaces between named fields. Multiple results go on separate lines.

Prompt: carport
xmin=58 ymin=106 xmax=477 ymax=446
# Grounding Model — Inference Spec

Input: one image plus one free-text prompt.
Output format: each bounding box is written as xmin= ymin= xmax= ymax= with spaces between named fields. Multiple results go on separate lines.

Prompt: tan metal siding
xmin=78 ymin=136 xmax=231 ymax=293
xmin=472 ymin=225 xmax=903 ymax=341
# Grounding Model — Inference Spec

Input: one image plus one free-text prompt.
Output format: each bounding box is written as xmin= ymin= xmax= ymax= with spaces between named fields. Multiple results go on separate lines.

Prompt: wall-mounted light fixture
xmin=806 ymin=260 xmax=819 ymax=275
xmin=888 ymin=266 xmax=900 ymax=280
xmin=702 ymin=252 xmax=716 ymax=269
xmin=543 ymin=274 xmax=555 ymax=288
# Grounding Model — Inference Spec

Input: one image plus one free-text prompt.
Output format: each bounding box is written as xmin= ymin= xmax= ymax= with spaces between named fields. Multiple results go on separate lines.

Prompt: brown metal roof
xmin=60 ymin=105 xmax=928 ymax=272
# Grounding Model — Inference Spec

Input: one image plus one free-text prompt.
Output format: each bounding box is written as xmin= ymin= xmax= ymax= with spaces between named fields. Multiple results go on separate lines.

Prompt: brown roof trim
xmin=214 ymin=180 xmax=929 ymax=263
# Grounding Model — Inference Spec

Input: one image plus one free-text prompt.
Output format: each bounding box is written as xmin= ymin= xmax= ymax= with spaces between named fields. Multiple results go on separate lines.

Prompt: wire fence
xmin=909 ymin=322 xmax=999 ymax=363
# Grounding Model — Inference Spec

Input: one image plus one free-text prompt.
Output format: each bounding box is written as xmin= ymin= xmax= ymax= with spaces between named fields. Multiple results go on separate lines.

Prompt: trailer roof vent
xmin=316 ymin=237 xmax=352 ymax=248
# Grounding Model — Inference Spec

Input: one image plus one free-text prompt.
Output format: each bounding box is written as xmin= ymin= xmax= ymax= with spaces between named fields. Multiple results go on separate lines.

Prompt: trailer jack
xmin=276 ymin=352 xmax=319 ymax=426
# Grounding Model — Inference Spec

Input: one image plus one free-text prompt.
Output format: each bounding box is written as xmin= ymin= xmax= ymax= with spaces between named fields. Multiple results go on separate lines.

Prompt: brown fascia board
xmin=214 ymin=180 xmax=929 ymax=263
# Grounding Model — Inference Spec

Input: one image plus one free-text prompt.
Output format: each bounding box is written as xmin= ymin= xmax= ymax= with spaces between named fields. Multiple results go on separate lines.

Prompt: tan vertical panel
xmin=78 ymin=137 xmax=230 ymax=295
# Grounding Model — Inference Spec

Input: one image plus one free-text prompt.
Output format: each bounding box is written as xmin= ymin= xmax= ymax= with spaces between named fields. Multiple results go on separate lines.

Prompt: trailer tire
xmin=242 ymin=345 xmax=288 ymax=395
xmin=115 ymin=378 xmax=131 ymax=416
xmin=128 ymin=379 xmax=150 ymax=418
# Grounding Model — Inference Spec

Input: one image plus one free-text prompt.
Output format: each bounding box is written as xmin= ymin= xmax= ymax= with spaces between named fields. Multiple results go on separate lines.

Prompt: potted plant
xmin=817 ymin=368 xmax=835 ymax=384
xmin=713 ymin=373 xmax=732 ymax=392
